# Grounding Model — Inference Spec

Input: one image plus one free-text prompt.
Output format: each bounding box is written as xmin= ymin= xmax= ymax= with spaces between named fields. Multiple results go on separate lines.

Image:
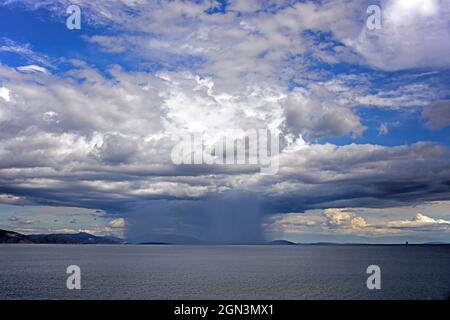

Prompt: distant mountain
xmin=423 ymin=242 xmax=449 ymax=245
xmin=0 ymin=229 xmax=121 ymax=244
xmin=0 ymin=229 xmax=33 ymax=243
xmin=267 ymin=240 xmax=297 ymax=245
xmin=29 ymin=232 xmax=120 ymax=244
xmin=139 ymin=242 xmax=172 ymax=245
xmin=297 ymin=242 xmax=345 ymax=245
xmin=104 ymin=235 xmax=127 ymax=244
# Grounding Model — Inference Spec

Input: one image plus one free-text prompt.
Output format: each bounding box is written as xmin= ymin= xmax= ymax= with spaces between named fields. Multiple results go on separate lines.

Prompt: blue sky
xmin=0 ymin=0 xmax=450 ymax=243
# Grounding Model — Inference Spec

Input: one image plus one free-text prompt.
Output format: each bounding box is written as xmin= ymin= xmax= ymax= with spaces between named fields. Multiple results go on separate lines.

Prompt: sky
xmin=0 ymin=0 xmax=450 ymax=243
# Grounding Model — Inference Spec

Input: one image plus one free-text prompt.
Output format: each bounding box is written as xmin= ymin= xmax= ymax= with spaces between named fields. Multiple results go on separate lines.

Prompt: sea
xmin=0 ymin=244 xmax=449 ymax=299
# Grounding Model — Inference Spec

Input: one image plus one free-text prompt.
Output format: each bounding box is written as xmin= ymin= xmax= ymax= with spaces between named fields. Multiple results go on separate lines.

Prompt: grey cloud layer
xmin=1 ymin=60 xmax=449 ymax=212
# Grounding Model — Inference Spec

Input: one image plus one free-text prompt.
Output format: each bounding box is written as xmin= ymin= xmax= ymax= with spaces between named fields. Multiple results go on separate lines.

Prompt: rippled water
xmin=0 ymin=244 xmax=449 ymax=299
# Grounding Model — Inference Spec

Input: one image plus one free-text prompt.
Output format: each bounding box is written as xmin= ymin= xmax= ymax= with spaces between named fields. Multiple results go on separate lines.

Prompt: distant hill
xmin=2 ymin=229 xmax=449 ymax=246
xmin=267 ymin=240 xmax=297 ymax=245
xmin=0 ymin=229 xmax=121 ymax=244
xmin=29 ymin=232 xmax=120 ymax=244
xmin=423 ymin=242 xmax=449 ymax=245
xmin=0 ymin=229 xmax=33 ymax=243
xmin=139 ymin=242 xmax=172 ymax=245
xmin=103 ymin=235 xmax=126 ymax=244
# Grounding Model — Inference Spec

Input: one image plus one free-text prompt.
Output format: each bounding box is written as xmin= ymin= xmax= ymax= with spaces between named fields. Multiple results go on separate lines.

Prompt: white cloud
xmin=348 ymin=0 xmax=450 ymax=70
xmin=0 ymin=38 xmax=54 ymax=68
xmin=16 ymin=65 xmax=49 ymax=74
xmin=7 ymin=0 xmax=450 ymax=75
xmin=108 ymin=217 xmax=125 ymax=228
xmin=1 ymin=60 xmax=447 ymax=214
xmin=0 ymin=193 xmax=22 ymax=204
xmin=266 ymin=206 xmax=450 ymax=237
xmin=388 ymin=213 xmax=450 ymax=228
xmin=0 ymin=87 xmax=10 ymax=101
xmin=265 ymin=208 xmax=372 ymax=235
xmin=264 ymin=212 xmax=323 ymax=234
xmin=283 ymin=87 xmax=365 ymax=138
xmin=324 ymin=208 xmax=355 ymax=226
xmin=321 ymin=77 xmax=437 ymax=109
xmin=351 ymin=216 xmax=368 ymax=229
xmin=387 ymin=0 xmax=440 ymax=24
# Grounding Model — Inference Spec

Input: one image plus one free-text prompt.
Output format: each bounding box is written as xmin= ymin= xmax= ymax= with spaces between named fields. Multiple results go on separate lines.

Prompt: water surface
xmin=1 ymin=244 xmax=449 ymax=299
